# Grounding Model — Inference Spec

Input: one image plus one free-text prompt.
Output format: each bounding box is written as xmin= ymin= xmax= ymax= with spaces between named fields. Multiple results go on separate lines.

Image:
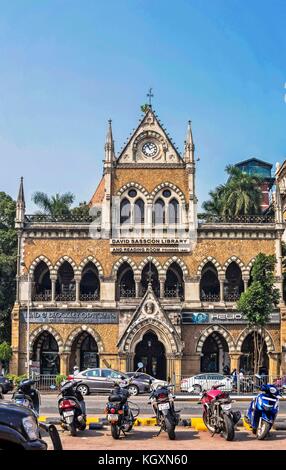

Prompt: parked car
xmin=181 ymin=373 xmax=233 ymax=393
xmin=125 ymin=372 xmax=168 ymax=393
xmin=68 ymin=368 xmax=150 ymax=396
xmin=0 ymin=401 xmax=52 ymax=450
xmin=0 ymin=376 xmax=13 ymax=395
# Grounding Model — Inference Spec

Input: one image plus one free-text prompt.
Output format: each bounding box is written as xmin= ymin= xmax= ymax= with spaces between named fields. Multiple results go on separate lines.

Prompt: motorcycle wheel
xmin=221 ymin=414 xmax=235 ymax=441
xmin=111 ymin=424 xmax=121 ymax=439
xmin=123 ymin=411 xmax=134 ymax=433
xmin=202 ymin=410 xmax=215 ymax=434
xmin=68 ymin=422 xmax=77 ymax=437
xmin=257 ymin=419 xmax=271 ymax=440
xmin=165 ymin=416 xmax=176 ymax=440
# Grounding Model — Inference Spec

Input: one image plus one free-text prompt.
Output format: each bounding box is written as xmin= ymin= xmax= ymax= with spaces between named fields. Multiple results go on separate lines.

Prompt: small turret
xmin=104 ymin=119 xmax=115 ymax=167
xmin=15 ymin=177 xmax=25 ymax=229
xmin=184 ymin=120 xmax=195 ymax=163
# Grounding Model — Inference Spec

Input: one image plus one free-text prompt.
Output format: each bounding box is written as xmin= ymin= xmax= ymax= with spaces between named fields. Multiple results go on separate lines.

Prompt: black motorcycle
xmin=11 ymin=378 xmax=62 ymax=450
xmin=106 ymin=380 xmax=139 ymax=440
xmin=149 ymin=383 xmax=179 ymax=440
xmin=58 ymin=379 xmax=87 ymax=436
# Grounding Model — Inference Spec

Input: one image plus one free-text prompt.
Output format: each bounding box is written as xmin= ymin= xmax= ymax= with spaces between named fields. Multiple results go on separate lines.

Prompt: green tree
xmin=202 ymin=165 xmax=263 ymax=217
xmin=71 ymin=201 xmax=90 ymax=218
xmin=0 ymin=341 xmax=13 ymax=373
xmin=0 ymin=192 xmax=17 ymax=342
xmin=237 ymin=253 xmax=280 ymax=375
xmin=32 ymin=192 xmax=75 ymax=217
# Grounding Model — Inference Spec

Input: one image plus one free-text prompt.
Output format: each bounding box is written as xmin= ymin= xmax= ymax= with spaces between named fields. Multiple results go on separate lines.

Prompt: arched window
xmin=168 ymin=198 xmax=179 ymax=224
xmin=120 ymin=198 xmax=131 ymax=225
xmin=153 ymin=198 xmax=165 ymax=225
xmin=56 ymin=261 xmax=75 ymax=301
xmin=32 ymin=331 xmax=60 ymax=375
xmin=164 ymin=262 xmax=184 ymax=299
xmin=201 ymin=333 xmax=230 ymax=374
xmin=134 ymin=198 xmax=145 ymax=224
xmin=116 ymin=262 xmax=135 ymax=299
xmin=69 ymin=332 xmax=99 ymax=372
xmin=200 ymin=262 xmax=220 ymax=302
xmin=224 ymin=262 xmax=244 ymax=301
xmin=80 ymin=262 xmax=100 ymax=301
xmin=32 ymin=261 xmax=51 ymax=301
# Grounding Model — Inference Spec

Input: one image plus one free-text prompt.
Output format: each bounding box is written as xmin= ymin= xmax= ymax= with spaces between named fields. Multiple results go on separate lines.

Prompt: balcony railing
xmin=32 ymin=291 xmax=52 ymax=302
xmin=200 ymin=293 xmax=220 ymax=302
xmin=198 ymin=214 xmax=275 ymax=224
xmin=79 ymin=292 xmax=100 ymax=301
xmin=25 ymin=214 xmax=95 ymax=223
xmin=224 ymin=292 xmax=242 ymax=302
xmin=55 ymin=292 xmax=76 ymax=302
xmin=119 ymin=287 xmax=136 ymax=298
xmin=164 ymin=288 xmax=184 ymax=300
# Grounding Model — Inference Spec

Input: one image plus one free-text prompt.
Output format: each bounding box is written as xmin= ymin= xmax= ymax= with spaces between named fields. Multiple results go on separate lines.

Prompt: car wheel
xmin=128 ymin=384 xmax=139 ymax=396
xmin=77 ymin=384 xmax=89 ymax=396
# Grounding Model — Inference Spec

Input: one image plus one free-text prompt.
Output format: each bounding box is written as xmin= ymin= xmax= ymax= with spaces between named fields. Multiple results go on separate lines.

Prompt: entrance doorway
xmin=32 ymin=331 xmax=60 ymax=375
xmin=134 ymin=331 xmax=166 ymax=380
xmin=200 ymin=333 xmax=230 ymax=374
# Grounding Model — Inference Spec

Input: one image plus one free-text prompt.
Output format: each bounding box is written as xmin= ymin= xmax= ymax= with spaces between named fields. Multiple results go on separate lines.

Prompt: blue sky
xmin=0 ymin=0 xmax=285 ymax=211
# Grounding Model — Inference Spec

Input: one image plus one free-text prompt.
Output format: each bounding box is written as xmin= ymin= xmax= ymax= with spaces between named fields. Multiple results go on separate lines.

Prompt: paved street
xmin=38 ymin=393 xmax=286 ymax=417
xmin=43 ymin=425 xmax=286 ymax=450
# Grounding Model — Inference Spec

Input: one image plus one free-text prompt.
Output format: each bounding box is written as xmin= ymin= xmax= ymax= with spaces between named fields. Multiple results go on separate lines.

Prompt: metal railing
xmin=25 ymin=214 xmax=95 ymax=223
xmin=79 ymin=292 xmax=100 ymax=301
xmin=200 ymin=293 xmax=220 ymax=302
xmin=198 ymin=214 xmax=275 ymax=224
xmin=31 ymin=373 xmax=58 ymax=391
xmin=224 ymin=292 xmax=242 ymax=302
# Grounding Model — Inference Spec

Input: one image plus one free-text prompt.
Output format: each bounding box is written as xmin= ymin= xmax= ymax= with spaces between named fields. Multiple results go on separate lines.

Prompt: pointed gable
xmin=117 ymin=107 xmax=183 ymax=165
xmin=117 ymin=284 xmax=183 ymax=354
xmin=89 ymin=176 xmax=105 ymax=207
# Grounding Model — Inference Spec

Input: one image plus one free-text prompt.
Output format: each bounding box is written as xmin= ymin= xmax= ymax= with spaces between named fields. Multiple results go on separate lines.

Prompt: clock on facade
xmin=142 ymin=141 xmax=158 ymax=157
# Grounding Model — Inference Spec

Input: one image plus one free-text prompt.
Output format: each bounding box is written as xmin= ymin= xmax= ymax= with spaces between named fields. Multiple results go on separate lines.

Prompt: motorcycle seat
xmin=108 ymin=394 xmax=127 ymax=403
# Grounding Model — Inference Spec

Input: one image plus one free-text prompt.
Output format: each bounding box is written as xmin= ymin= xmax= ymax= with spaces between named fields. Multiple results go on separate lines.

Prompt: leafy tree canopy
xmin=202 ymin=165 xmax=263 ymax=216
xmin=32 ymin=191 xmax=75 ymax=217
xmin=0 ymin=192 xmax=17 ymax=342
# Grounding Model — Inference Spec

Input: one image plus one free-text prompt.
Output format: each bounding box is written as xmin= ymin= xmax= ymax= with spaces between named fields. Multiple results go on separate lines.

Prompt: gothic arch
xmin=54 ymin=256 xmax=78 ymax=274
xmin=245 ymin=257 xmax=257 ymax=274
xmin=196 ymin=325 xmax=236 ymax=353
xmin=236 ymin=327 xmax=275 ymax=353
xmin=78 ymin=256 xmax=103 ymax=277
xmin=112 ymin=256 xmax=139 ymax=277
xmin=29 ymin=255 xmax=53 ymax=275
xmin=163 ymin=256 xmax=189 ymax=278
xmin=138 ymin=256 xmax=163 ymax=276
xmin=29 ymin=325 xmax=64 ymax=353
xmin=223 ymin=256 xmax=245 ymax=274
xmin=121 ymin=318 xmax=182 ymax=355
xmin=64 ymin=326 xmax=104 ymax=353
xmin=197 ymin=257 xmax=223 ymax=276
xmin=150 ymin=182 xmax=186 ymax=204
xmin=117 ymin=182 xmax=149 ymax=199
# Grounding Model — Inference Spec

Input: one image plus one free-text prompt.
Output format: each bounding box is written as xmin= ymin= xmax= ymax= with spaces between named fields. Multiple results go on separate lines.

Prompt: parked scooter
xmin=58 ymin=379 xmax=87 ymax=436
xmin=12 ymin=378 xmax=40 ymax=414
xmin=149 ymin=382 xmax=179 ymax=440
xmin=196 ymin=383 xmax=241 ymax=441
xmin=245 ymin=382 xmax=286 ymax=440
xmin=11 ymin=378 xmax=62 ymax=450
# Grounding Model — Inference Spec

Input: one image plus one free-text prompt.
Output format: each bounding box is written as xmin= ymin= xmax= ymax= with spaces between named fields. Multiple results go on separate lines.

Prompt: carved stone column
xmin=50 ymin=274 xmax=57 ymax=303
xmin=74 ymin=274 xmax=81 ymax=303
xmin=242 ymin=273 xmax=250 ymax=292
xmin=218 ymin=275 xmax=225 ymax=302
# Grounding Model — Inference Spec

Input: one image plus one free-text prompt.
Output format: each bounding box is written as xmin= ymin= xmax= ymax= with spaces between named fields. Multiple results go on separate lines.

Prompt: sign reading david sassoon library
xmin=21 ymin=310 xmax=118 ymax=324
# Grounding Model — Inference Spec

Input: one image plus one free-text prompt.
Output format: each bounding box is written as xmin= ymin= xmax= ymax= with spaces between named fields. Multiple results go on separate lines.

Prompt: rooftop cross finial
xmin=147 ymin=87 xmax=154 ymax=107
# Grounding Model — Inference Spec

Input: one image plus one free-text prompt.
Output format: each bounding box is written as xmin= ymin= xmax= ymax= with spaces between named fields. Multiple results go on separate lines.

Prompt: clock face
xmin=142 ymin=141 xmax=158 ymax=157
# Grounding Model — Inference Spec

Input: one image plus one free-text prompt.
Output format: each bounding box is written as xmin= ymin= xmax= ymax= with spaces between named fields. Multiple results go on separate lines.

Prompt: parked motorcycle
xmin=245 ymin=383 xmax=286 ymax=440
xmin=11 ymin=378 xmax=62 ymax=450
xmin=58 ymin=379 xmax=87 ymax=436
xmin=197 ymin=383 xmax=241 ymax=441
xmin=105 ymin=379 xmax=140 ymax=440
xmin=149 ymin=382 xmax=179 ymax=440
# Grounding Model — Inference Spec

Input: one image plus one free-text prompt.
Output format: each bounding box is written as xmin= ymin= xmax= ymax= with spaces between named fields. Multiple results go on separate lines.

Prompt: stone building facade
xmin=10 ymin=106 xmax=286 ymax=383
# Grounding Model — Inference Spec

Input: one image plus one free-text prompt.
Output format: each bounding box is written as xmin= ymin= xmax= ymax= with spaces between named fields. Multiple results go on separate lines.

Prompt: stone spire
xmin=184 ymin=120 xmax=195 ymax=163
xmin=104 ymin=119 xmax=115 ymax=165
xmin=15 ymin=176 xmax=25 ymax=229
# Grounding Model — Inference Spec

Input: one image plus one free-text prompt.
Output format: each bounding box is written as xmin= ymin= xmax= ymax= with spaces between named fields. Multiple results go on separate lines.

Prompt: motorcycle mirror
xmin=137 ymin=362 xmax=144 ymax=370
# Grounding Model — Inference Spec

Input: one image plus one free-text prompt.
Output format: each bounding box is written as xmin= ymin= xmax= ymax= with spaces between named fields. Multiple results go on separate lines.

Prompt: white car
xmin=181 ymin=373 xmax=233 ymax=393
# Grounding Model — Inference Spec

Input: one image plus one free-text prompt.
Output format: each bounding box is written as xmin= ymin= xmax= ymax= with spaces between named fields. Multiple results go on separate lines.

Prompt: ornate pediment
xmin=117 ymin=284 xmax=183 ymax=354
xmin=116 ymin=108 xmax=183 ymax=166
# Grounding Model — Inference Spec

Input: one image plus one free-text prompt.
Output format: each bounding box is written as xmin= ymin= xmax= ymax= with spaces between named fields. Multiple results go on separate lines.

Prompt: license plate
xmin=63 ymin=411 xmax=74 ymax=417
xmin=158 ymin=402 xmax=170 ymax=410
xmin=108 ymin=414 xmax=119 ymax=421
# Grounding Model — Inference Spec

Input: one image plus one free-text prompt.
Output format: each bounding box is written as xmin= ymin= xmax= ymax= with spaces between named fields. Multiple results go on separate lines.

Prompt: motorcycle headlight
xmin=269 ymin=387 xmax=277 ymax=395
xmin=22 ymin=416 xmax=39 ymax=441
xmin=221 ymin=403 xmax=232 ymax=411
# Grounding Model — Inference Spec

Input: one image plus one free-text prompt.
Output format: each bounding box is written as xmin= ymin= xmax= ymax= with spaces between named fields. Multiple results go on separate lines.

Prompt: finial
xmin=147 ymin=87 xmax=154 ymax=107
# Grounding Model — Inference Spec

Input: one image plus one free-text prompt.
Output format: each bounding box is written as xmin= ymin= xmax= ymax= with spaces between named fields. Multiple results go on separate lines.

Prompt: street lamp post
xmin=21 ymin=262 xmax=31 ymax=378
